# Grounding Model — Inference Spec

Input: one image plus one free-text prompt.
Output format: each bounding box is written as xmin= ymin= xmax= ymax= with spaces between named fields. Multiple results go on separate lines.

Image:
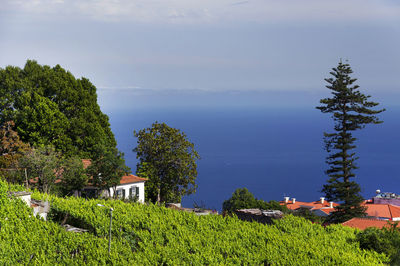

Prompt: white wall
xmin=109 ymin=182 xmax=145 ymax=203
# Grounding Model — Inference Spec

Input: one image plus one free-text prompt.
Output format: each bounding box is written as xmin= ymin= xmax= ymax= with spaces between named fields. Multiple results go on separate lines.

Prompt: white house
xmin=81 ymin=159 xmax=147 ymax=202
xmin=109 ymin=174 xmax=147 ymax=203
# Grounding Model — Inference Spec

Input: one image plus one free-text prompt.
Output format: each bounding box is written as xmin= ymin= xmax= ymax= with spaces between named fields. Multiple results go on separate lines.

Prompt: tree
xmin=86 ymin=144 xmax=130 ymax=198
xmin=317 ymin=61 xmax=385 ymax=223
xmin=19 ymin=146 xmax=62 ymax=194
xmin=222 ymin=188 xmax=258 ymax=213
xmin=0 ymin=121 xmax=31 ymax=184
xmin=59 ymin=156 xmax=88 ymax=197
xmin=222 ymin=187 xmax=288 ymax=213
xmin=133 ymin=122 xmax=200 ymax=203
xmin=0 ymin=60 xmax=117 ymax=158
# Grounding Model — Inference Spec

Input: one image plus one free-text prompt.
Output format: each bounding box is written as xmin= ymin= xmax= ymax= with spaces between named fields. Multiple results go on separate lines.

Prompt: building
xmin=280 ymin=196 xmax=338 ymax=216
xmin=370 ymin=190 xmax=400 ymax=206
xmin=342 ymin=218 xmax=392 ymax=230
xmin=81 ymin=159 xmax=147 ymax=202
xmin=362 ymin=202 xmax=400 ymax=221
xmin=108 ymin=174 xmax=147 ymax=202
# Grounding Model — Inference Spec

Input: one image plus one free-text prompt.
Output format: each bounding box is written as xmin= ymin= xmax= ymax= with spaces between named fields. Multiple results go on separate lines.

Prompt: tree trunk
xmin=157 ymin=187 xmax=161 ymax=204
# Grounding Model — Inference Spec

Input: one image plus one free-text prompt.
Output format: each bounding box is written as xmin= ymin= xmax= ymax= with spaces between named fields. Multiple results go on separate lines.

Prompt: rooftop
xmin=342 ymin=218 xmax=392 ymax=230
xmin=280 ymin=199 xmax=339 ymax=211
xmin=363 ymin=203 xmax=400 ymax=220
xmin=120 ymin=174 xmax=148 ymax=184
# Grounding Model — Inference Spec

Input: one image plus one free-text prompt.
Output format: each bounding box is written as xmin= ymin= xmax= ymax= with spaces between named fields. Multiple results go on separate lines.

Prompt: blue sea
xmin=107 ymin=106 xmax=400 ymax=211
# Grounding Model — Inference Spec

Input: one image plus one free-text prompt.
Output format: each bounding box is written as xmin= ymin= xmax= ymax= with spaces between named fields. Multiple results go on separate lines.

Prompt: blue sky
xmin=1 ymin=0 xmax=399 ymax=110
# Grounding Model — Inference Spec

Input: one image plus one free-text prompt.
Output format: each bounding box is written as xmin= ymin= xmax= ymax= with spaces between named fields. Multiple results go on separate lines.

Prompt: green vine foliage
xmin=0 ymin=181 xmax=389 ymax=265
xmin=26 ymin=188 xmax=388 ymax=265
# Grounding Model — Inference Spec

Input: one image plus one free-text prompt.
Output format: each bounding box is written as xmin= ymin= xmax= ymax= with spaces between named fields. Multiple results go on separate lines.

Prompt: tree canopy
xmin=222 ymin=187 xmax=288 ymax=213
xmin=134 ymin=122 xmax=200 ymax=203
xmin=59 ymin=156 xmax=88 ymax=197
xmin=0 ymin=60 xmax=117 ymax=158
xmin=86 ymin=144 xmax=130 ymax=198
xmin=317 ymin=61 xmax=385 ymax=223
xmin=19 ymin=145 xmax=62 ymax=194
xmin=0 ymin=121 xmax=31 ymax=184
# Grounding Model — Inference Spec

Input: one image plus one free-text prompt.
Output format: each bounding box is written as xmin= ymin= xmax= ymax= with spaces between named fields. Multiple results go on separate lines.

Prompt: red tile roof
xmin=82 ymin=159 xmax=92 ymax=169
xmin=362 ymin=203 xmax=400 ymax=220
xmin=342 ymin=218 xmax=392 ymax=230
xmin=120 ymin=174 xmax=148 ymax=184
xmin=280 ymin=200 xmax=339 ymax=211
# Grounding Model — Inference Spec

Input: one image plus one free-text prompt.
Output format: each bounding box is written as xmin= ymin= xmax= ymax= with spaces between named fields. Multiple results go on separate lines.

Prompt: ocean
xmin=107 ymin=106 xmax=400 ymax=211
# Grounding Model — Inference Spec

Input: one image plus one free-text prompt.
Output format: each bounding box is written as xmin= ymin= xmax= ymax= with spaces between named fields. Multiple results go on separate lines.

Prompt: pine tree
xmin=317 ymin=61 xmax=385 ymax=223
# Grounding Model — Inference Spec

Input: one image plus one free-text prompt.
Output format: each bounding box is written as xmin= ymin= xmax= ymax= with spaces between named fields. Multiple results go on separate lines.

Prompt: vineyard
xmin=0 ymin=180 xmax=389 ymax=265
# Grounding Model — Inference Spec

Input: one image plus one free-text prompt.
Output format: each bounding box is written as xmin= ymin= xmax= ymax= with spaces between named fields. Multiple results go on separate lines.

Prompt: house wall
xmin=19 ymin=194 xmax=31 ymax=206
xmin=109 ymin=182 xmax=145 ymax=203
xmin=373 ymin=198 xmax=400 ymax=206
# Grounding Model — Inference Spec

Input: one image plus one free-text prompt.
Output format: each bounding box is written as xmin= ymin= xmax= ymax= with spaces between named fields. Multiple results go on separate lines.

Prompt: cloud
xmin=2 ymin=0 xmax=400 ymax=24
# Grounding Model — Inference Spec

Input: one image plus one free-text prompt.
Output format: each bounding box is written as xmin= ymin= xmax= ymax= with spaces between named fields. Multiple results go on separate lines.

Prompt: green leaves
xmin=222 ymin=188 xmax=289 ymax=214
xmin=0 ymin=60 xmax=117 ymax=158
xmin=19 ymin=146 xmax=62 ymax=194
xmin=317 ymin=61 xmax=384 ymax=223
xmin=133 ymin=122 xmax=200 ymax=203
xmin=86 ymin=144 xmax=130 ymax=194
xmin=25 ymin=189 xmax=389 ymax=265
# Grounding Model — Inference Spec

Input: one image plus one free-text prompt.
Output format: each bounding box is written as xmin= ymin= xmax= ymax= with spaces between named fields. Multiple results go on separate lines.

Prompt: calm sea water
xmin=107 ymin=106 xmax=400 ymax=211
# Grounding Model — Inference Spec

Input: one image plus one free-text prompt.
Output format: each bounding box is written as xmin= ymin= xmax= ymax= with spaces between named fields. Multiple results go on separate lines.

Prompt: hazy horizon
xmin=1 ymin=0 xmax=399 ymax=111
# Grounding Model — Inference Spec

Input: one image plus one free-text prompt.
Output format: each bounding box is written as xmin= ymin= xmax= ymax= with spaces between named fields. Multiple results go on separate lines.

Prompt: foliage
xmin=222 ymin=187 xmax=289 ymax=213
xmin=356 ymin=224 xmax=400 ymax=265
xmin=136 ymin=162 xmax=158 ymax=203
xmin=0 ymin=60 xmax=117 ymax=158
xmin=19 ymin=146 xmax=62 ymax=193
xmin=0 ymin=121 xmax=31 ymax=184
xmin=292 ymin=207 xmax=326 ymax=223
xmin=27 ymin=190 xmax=388 ymax=265
xmin=134 ymin=121 xmax=200 ymax=203
xmin=86 ymin=144 xmax=130 ymax=197
xmin=0 ymin=180 xmax=137 ymax=265
xmin=316 ymin=61 xmax=385 ymax=223
xmin=59 ymin=156 xmax=88 ymax=196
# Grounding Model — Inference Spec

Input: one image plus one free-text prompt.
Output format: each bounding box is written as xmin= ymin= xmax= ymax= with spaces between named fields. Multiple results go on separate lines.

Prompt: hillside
xmin=0 ymin=180 xmax=388 ymax=265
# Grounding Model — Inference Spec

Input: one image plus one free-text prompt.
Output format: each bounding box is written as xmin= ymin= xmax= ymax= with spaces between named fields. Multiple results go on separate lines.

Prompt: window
xmin=116 ymin=189 xmax=125 ymax=199
xmin=130 ymin=186 xmax=139 ymax=199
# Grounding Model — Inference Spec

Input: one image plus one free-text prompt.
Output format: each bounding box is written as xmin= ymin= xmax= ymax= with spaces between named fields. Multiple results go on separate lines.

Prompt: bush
xmin=356 ymin=224 xmax=400 ymax=264
xmin=222 ymin=187 xmax=288 ymax=213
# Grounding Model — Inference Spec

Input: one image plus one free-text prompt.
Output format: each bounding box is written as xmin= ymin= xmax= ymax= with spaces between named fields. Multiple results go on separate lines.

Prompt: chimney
xmin=320 ymin=197 xmax=325 ymax=204
xmin=329 ymin=202 xmax=333 ymax=208
xmin=292 ymin=198 xmax=296 ymax=204
xmin=284 ymin=196 xmax=290 ymax=203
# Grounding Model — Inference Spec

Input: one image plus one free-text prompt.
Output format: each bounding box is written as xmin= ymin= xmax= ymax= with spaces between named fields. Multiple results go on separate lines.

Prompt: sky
xmin=1 ymin=0 xmax=400 ymax=110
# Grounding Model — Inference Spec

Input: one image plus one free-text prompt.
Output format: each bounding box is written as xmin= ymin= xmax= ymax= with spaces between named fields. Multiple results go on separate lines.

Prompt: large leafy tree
xmin=0 ymin=121 xmax=31 ymax=184
xmin=222 ymin=188 xmax=288 ymax=214
xmin=59 ymin=156 xmax=88 ymax=197
xmin=134 ymin=122 xmax=200 ymax=203
xmin=19 ymin=146 xmax=62 ymax=194
xmin=86 ymin=144 xmax=130 ymax=198
xmin=0 ymin=60 xmax=117 ymax=158
xmin=317 ymin=61 xmax=385 ymax=223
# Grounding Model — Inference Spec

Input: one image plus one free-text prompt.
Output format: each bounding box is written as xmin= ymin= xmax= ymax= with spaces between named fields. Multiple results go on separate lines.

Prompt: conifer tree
xmin=317 ymin=61 xmax=385 ymax=223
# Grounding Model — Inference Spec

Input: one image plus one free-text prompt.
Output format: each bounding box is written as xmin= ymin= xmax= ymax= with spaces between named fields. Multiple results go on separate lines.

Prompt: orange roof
xmin=342 ymin=218 xmax=392 ymax=230
xmin=280 ymin=200 xmax=339 ymax=211
xmin=120 ymin=174 xmax=147 ymax=184
xmin=82 ymin=159 xmax=92 ymax=169
xmin=363 ymin=203 xmax=400 ymax=220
